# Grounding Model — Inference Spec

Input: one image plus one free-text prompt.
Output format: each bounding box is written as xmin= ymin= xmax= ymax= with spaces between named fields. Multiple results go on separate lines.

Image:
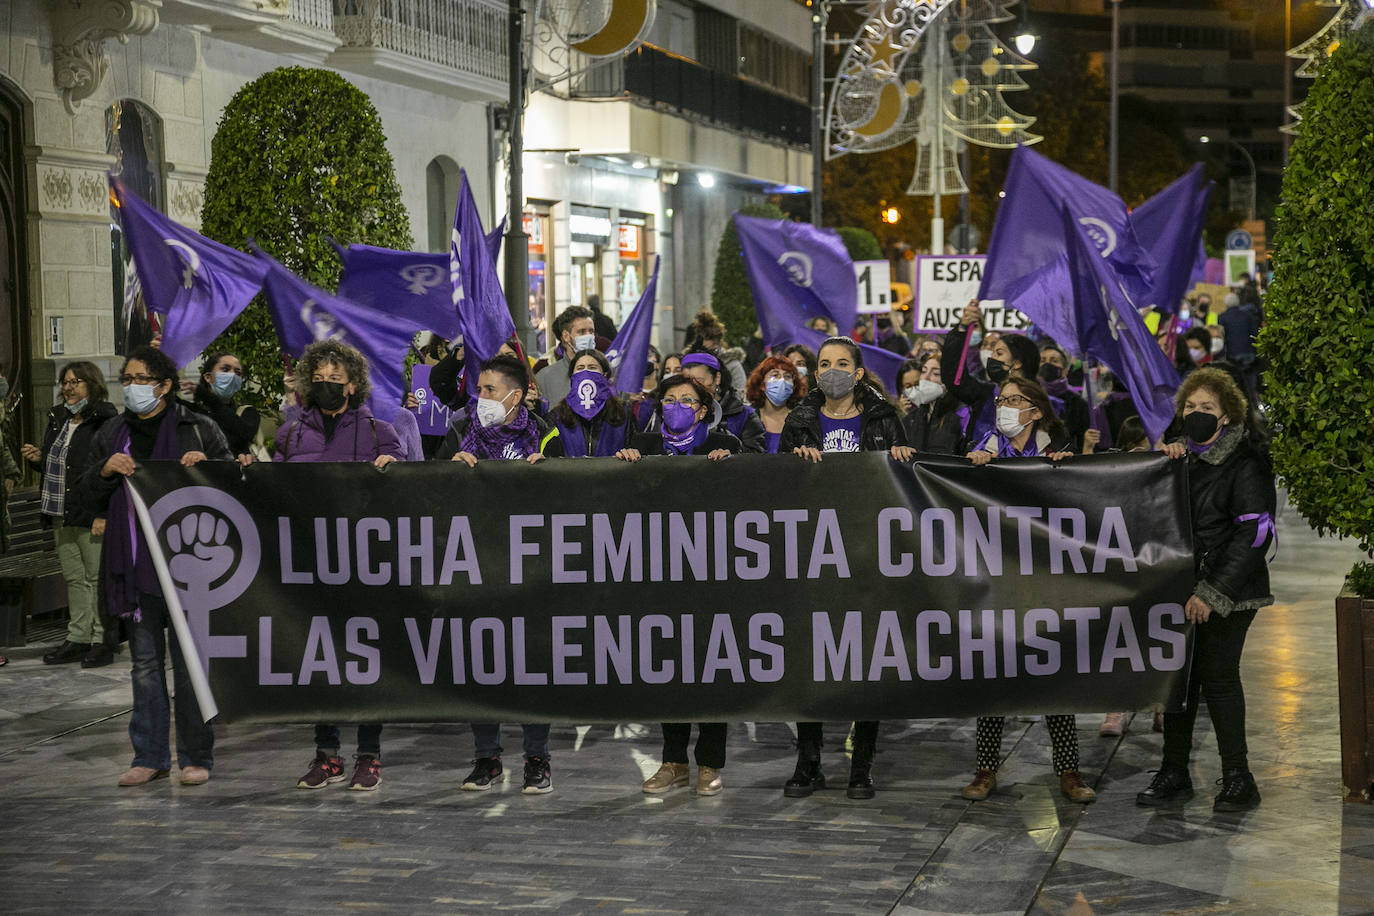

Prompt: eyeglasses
xmin=994 ymin=395 xmax=1032 ymax=408
xmin=119 ymin=374 xmax=160 ymax=386
xmin=662 ymin=397 xmax=700 ymax=407
xmin=60 ymin=379 xmax=85 ymax=388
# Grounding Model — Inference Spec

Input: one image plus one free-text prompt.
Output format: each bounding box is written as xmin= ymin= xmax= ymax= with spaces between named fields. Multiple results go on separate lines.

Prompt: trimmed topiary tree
xmin=836 ymin=226 xmax=883 ymax=262
xmin=201 ymin=66 xmax=413 ymax=408
xmin=1260 ymin=23 xmax=1374 ymax=553
xmin=710 ymin=202 xmax=785 ymax=347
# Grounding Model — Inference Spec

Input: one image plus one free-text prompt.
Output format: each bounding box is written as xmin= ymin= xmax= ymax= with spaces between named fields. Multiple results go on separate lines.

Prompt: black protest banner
xmin=128 ymin=453 xmax=1194 ymax=724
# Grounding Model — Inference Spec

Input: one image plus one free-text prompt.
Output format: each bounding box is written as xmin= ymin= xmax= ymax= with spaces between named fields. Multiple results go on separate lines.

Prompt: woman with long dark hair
xmin=184 ymin=351 xmax=260 ymax=462
xmin=897 ymin=353 xmax=965 ymax=454
xmin=551 ymin=348 xmax=635 ymax=457
xmin=778 ymin=336 xmax=913 ymax=800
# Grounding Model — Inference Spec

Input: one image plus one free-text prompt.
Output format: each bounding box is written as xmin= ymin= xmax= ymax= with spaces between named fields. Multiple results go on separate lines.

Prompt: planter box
xmin=1337 ymin=583 xmax=1374 ymax=803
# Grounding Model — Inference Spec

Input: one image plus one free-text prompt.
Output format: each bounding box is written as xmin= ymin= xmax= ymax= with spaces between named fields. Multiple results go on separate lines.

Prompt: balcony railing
xmin=575 ymin=45 xmax=810 ymax=149
xmin=333 ymin=0 xmax=507 ymax=84
xmin=290 ymin=0 xmax=334 ymax=30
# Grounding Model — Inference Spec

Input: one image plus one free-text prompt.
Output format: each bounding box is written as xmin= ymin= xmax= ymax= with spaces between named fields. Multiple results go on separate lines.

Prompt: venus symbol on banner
xmin=576 ymin=376 xmax=599 ymax=412
xmin=777 ymin=251 xmax=814 ymax=288
xmin=1077 ymin=217 xmax=1118 ymax=257
xmin=398 ymin=263 xmax=446 ymax=296
xmin=164 ymin=238 xmax=202 ymax=288
xmin=299 ymin=299 xmax=348 ymax=343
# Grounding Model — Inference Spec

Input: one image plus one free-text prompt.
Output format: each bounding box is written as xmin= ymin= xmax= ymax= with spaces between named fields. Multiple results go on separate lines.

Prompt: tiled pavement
xmin=3 ymin=495 xmax=1371 ymax=915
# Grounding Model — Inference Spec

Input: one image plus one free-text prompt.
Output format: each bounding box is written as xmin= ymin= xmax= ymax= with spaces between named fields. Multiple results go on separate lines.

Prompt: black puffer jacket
xmin=1183 ymin=426 xmax=1276 ymax=616
xmin=779 ymin=386 xmax=907 ymax=453
xmin=28 ymin=401 xmax=119 ymax=528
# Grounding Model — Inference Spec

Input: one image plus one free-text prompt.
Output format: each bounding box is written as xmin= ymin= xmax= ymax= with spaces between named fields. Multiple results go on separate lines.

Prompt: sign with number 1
xmin=853 ymin=260 xmax=891 ymax=315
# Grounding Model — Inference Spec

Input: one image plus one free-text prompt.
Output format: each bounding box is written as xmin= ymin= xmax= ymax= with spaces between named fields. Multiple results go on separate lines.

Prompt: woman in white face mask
xmin=897 ymin=354 xmax=964 ymax=454
xmin=965 ymin=377 xmax=1074 ymax=464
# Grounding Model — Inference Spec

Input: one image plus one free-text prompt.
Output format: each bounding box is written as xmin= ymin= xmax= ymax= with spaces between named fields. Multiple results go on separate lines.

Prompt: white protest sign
xmin=913 ymin=255 xmax=1031 ymax=333
xmin=853 ymin=260 xmax=891 ymax=314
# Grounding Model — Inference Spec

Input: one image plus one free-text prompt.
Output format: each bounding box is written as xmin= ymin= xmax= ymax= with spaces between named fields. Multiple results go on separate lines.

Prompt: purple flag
xmin=335 ymin=245 xmax=461 ymax=338
xmin=979 ymin=146 xmax=1155 ymax=347
xmin=1132 ymin=164 xmax=1213 ymax=314
xmin=112 ymin=178 xmax=266 ymax=368
xmin=256 ymin=251 xmax=416 ymax=424
xmin=791 ymin=326 xmax=905 ymax=395
xmin=607 ymin=255 xmax=660 ymax=396
xmin=734 ymin=215 xmax=859 ymax=349
xmin=1062 ymin=206 xmax=1179 ymax=441
xmin=487 ymin=217 xmax=506 ymax=267
xmin=451 ymin=169 xmax=514 ymax=369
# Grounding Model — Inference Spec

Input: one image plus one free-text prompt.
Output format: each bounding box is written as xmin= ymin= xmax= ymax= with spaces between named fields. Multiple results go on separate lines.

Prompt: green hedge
xmin=200 ymin=67 xmax=413 ymax=408
xmin=1259 ymin=24 xmax=1374 ymax=553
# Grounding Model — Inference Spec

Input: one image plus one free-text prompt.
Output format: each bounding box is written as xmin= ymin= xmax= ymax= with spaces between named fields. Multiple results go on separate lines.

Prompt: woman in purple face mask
xmin=615 ymin=375 xmax=740 ymax=796
xmin=552 ymin=349 xmax=636 ymax=457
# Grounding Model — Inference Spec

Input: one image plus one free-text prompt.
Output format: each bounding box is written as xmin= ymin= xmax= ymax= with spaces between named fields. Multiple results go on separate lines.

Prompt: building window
xmin=426 ymin=155 xmax=462 ymax=253
xmin=107 ymin=99 xmax=164 ymax=356
xmin=738 ymin=25 xmax=809 ymax=102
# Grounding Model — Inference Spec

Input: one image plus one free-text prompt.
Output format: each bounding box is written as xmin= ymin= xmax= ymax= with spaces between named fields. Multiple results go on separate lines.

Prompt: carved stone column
xmin=49 ymin=0 xmax=162 ymax=115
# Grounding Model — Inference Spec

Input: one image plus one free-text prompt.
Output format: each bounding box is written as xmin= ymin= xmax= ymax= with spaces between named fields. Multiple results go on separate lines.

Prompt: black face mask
xmin=1183 ymin=411 xmax=1221 ymax=444
xmin=310 ymin=381 xmax=349 ymax=412
xmin=1038 ymin=364 xmax=1063 ymax=383
xmin=986 ymin=358 xmax=1010 ymax=384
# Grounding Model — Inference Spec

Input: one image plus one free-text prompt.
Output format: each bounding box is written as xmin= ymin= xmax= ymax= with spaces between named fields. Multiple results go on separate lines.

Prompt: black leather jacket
xmin=779 ymin=387 xmax=907 ymax=453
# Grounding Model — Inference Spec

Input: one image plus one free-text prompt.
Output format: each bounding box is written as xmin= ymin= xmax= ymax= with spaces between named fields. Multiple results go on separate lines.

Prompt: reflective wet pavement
xmin=3 ymin=495 xmax=1371 ymax=915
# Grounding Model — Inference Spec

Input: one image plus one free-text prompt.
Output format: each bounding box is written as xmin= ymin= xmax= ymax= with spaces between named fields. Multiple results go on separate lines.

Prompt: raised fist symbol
xmin=166 ymin=511 xmax=236 ymax=604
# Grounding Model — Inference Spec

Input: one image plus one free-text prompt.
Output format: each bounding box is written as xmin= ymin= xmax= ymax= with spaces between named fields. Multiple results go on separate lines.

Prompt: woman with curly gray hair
xmin=274 ymin=340 xmax=405 ymax=792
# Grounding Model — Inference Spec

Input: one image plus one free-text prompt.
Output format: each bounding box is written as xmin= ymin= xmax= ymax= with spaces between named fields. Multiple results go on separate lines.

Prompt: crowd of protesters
xmin=11 ymin=275 xmax=1274 ymax=815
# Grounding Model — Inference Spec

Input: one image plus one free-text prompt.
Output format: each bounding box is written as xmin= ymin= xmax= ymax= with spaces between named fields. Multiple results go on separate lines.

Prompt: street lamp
xmin=1200 ymin=135 xmax=1256 ymax=220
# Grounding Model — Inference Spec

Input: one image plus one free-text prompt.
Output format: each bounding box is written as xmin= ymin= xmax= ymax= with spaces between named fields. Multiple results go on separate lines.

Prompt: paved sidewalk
xmin=2 ymin=496 xmax=1370 ymax=915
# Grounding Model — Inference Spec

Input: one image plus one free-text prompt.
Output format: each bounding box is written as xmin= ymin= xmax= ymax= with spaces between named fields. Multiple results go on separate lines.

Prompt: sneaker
xmin=1213 ymin=769 xmax=1260 ymax=812
xmin=348 ymin=755 xmax=381 ymax=791
xmin=1135 ymin=767 xmax=1193 ymax=806
xmin=462 ymin=756 xmax=504 ymax=791
xmin=1099 ymin=712 xmax=1128 ymax=737
xmin=296 ymin=751 xmax=346 ymax=789
xmin=522 ymin=756 xmax=553 ymax=794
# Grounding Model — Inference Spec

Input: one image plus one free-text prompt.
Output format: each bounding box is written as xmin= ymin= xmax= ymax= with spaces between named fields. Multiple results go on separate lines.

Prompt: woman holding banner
xmin=679 ymin=351 xmax=766 ymax=453
xmin=744 ymin=356 xmax=807 ymax=454
xmin=616 ymin=374 xmax=740 ymax=795
xmin=942 ymin=301 xmax=1042 ymax=445
xmin=1136 ymin=367 xmax=1274 ymax=812
xmin=959 ymin=376 xmax=1092 ymax=803
xmin=779 ymin=337 xmax=914 ymax=800
xmin=277 ymin=341 xmax=404 ymax=793
xmin=76 ymin=345 xmax=233 ymax=788
xmin=551 ymin=349 xmax=636 ymax=458
xmin=184 ymin=351 xmax=260 ymax=463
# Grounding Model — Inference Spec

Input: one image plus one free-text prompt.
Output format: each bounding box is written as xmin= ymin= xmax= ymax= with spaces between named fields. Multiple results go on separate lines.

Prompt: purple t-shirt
xmin=764 ymin=430 xmax=781 ymax=454
xmin=819 ymin=413 xmax=862 ymax=453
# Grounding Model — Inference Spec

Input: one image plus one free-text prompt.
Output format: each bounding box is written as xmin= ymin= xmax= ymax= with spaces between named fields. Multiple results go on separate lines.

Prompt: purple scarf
xmin=461 ymin=405 xmax=540 ymax=459
xmin=103 ymin=408 xmax=184 ymax=620
xmin=663 ymin=422 xmax=708 ymax=455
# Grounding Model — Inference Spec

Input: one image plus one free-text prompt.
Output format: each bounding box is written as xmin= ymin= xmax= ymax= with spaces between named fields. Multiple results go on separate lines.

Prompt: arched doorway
xmin=0 ymin=78 xmax=32 ymax=447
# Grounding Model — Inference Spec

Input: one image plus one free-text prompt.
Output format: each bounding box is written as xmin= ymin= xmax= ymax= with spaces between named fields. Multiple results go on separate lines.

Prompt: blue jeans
xmin=128 ymin=593 xmax=214 ymax=771
xmin=470 ymin=723 xmax=550 ymax=760
xmin=315 ymin=724 xmax=383 ymax=758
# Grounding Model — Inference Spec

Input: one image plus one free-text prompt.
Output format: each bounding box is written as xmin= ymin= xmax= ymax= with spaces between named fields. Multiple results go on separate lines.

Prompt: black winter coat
xmin=29 ymin=400 xmax=119 ymax=528
xmin=779 ymin=387 xmax=907 ymax=453
xmin=630 ymin=428 xmax=743 ymax=456
xmin=1183 ymin=426 xmax=1276 ymax=616
xmin=183 ymin=390 xmax=260 ymax=457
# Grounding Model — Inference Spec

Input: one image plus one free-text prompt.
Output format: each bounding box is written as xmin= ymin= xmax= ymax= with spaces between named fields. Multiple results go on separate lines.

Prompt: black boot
xmin=1213 ymin=769 xmax=1260 ymax=812
xmin=81 ymin=643 xmax=114 ymax=669
xmin=784 ymin=755 xmax=825 ymax=798
xmin=42 ymin=641 xmax=90 ymax=665
xmin=846 ymin=745 xmax=875 ymax=800
xmin=1135 ymin=767 xmax=1194 ymax=806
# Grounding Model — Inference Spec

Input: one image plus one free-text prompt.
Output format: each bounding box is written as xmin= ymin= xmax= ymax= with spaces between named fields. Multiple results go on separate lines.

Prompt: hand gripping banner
xmin=126 ymin=454 xmax=1195 ymax=724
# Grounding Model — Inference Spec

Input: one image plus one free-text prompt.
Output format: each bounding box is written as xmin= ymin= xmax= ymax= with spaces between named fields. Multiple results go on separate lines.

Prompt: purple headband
xmin=681 ymin=353 xmax=721 ymax=372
